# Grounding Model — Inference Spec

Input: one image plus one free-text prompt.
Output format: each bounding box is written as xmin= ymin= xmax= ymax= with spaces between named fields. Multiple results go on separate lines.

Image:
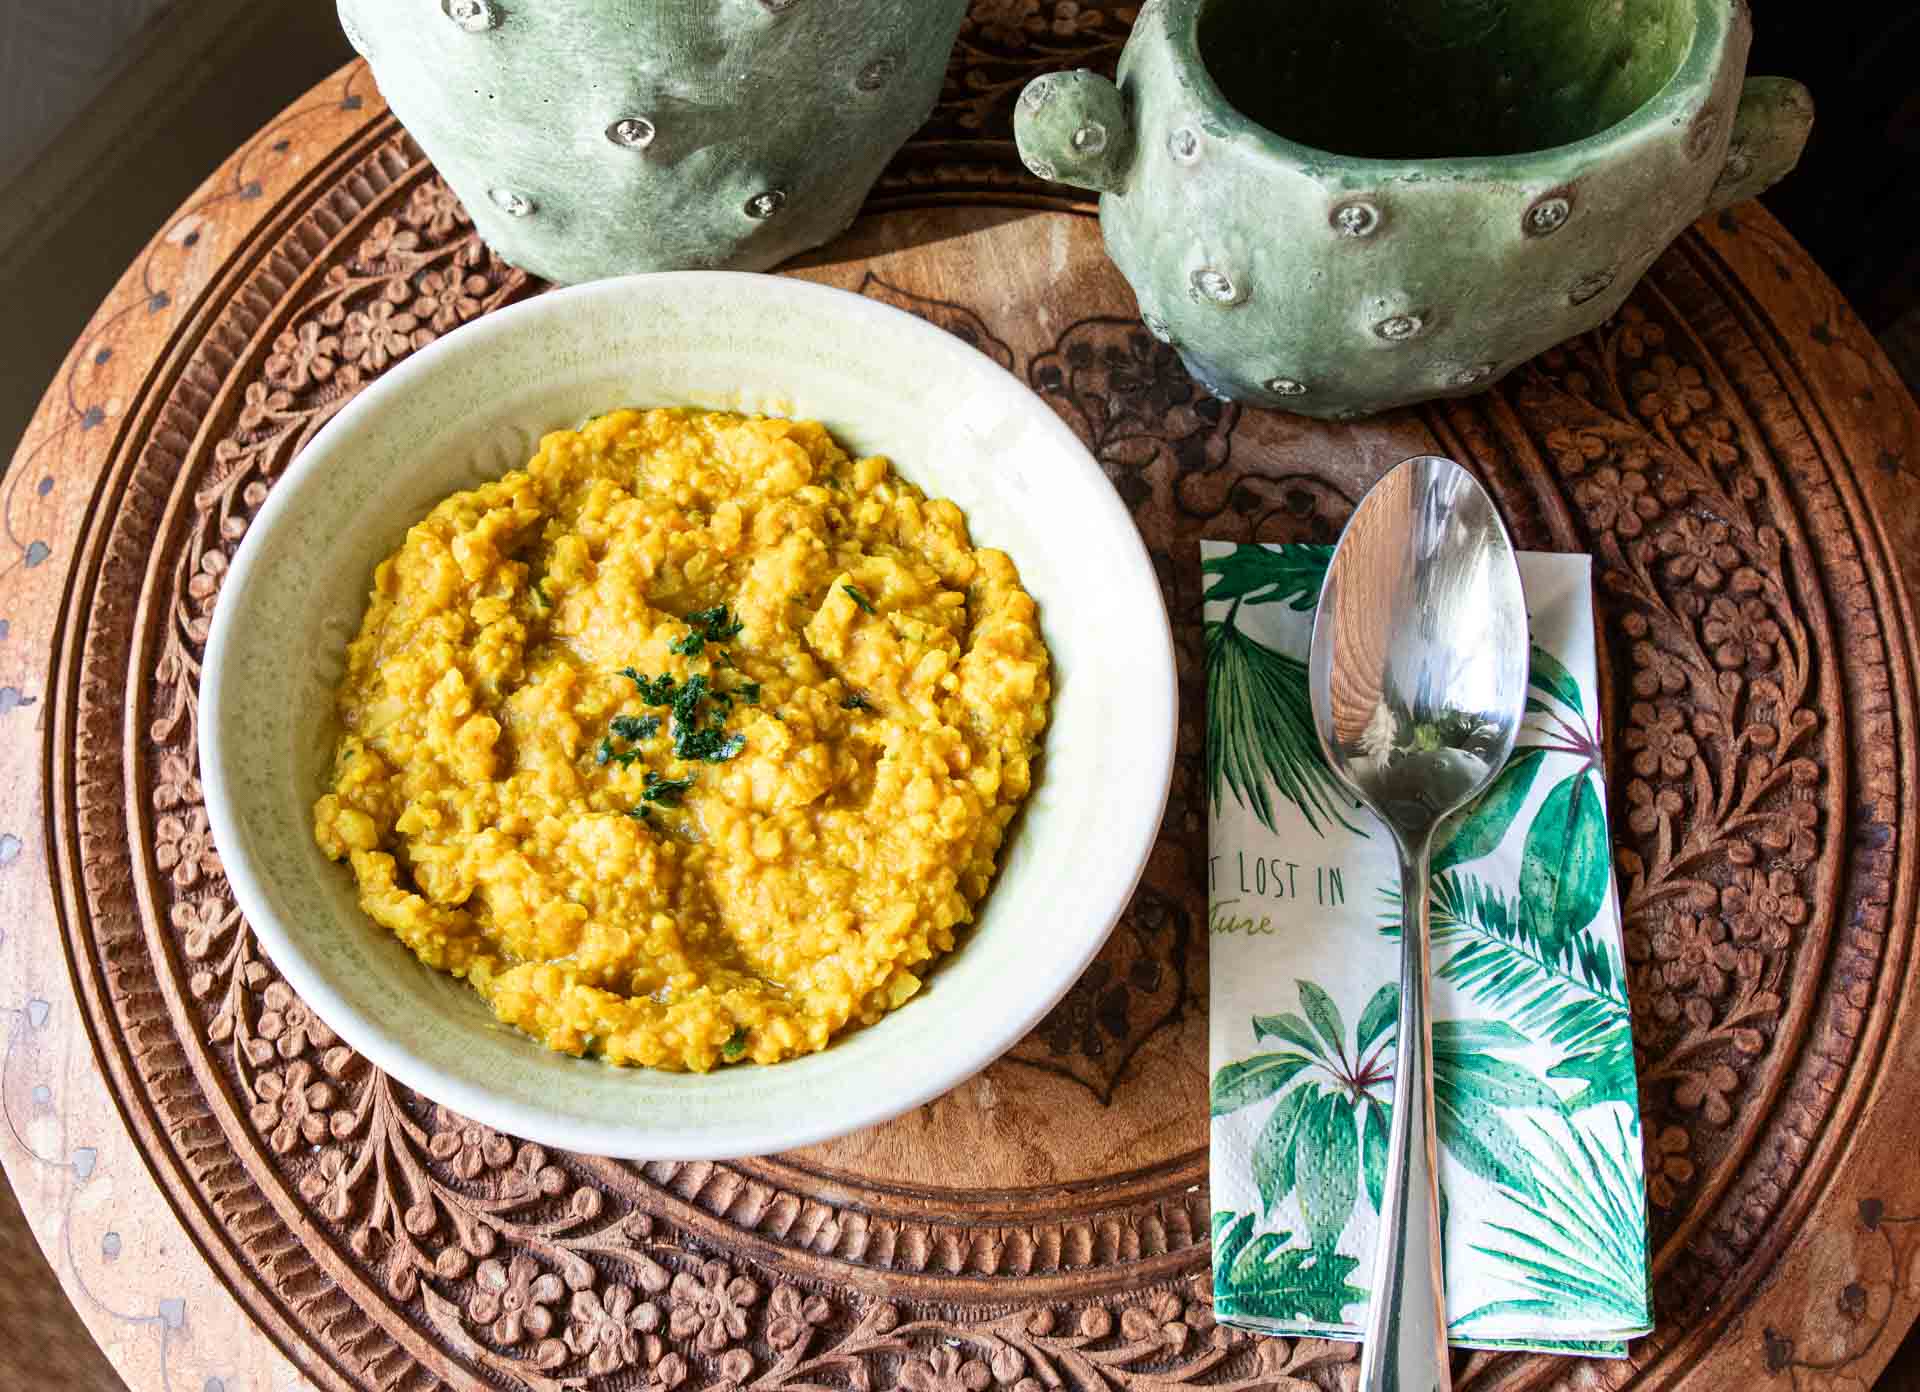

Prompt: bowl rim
xmin=199 ymin=269 xmax=1177 ymax=1158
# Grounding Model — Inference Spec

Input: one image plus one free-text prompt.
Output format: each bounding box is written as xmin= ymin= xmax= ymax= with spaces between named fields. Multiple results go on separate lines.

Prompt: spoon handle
xmin=1359 ymin=845 xmax=1452 ymax=1392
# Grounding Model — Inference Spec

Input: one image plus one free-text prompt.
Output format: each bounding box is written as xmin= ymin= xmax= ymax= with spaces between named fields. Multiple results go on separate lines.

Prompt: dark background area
xmin=0 ymin=4 xmax=1915 ymax=1390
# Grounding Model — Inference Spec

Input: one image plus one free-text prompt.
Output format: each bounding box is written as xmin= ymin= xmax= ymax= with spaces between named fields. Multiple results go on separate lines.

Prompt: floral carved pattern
xmin=31 ymin=42 xmax=1916 ymax=1392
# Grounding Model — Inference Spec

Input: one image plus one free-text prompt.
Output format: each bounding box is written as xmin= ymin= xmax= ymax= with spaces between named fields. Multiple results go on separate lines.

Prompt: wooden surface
xmin=4 ymin=15 xmax=1920 ymax=1392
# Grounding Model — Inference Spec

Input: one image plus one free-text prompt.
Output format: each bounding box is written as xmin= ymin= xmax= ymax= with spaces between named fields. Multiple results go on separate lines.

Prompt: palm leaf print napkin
xmin=1204 ymin=541 xmax=1651 ymax=1355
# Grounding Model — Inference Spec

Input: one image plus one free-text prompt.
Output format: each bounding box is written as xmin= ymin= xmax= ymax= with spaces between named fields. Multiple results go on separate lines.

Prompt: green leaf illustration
xmin=1201 ymin=543 xmax=1333 ymax=610
xmin=1253 ymin=1011 xmax=1330 ymax=1059
xmin=1213 ymin=1212 xmax=1367 ymax=1325
xmin=1297 ymin=979 xmax=1348 ymax=1061
xmin=1253 ymin=1084 xmax=1317 ymax=1215
xmin=1205 ymin=618 xmax=1364 ymax=837
xmin=1460 ymin=1113 xmax=1650 ymax=1332
xmin=1434 ymin=748 xmax=1545 ymax=873
xmin=1363 ymin=1097 xmax=1389 ymax=1213
xmin=1356 ymin=982 xmax=1399 ymax=1055
xmin=1434 ymin=1071 xmax=1540 ymax=1200
xmin=1547 ymin=1036 xmax=1639 ymax=1111
xmin=1296 ymin=1092 xmax=1359 ymax=1251
xmin=1528 ymin=644 xmax=1583 ymax=717
xmin=1211 ymin=1052 xmax=1315 ymax=1115
xmin=1432 ymin=1019 xmax=1535 ymax=1053
xmin=1517 ymin=770 xmax=1611 ymax=956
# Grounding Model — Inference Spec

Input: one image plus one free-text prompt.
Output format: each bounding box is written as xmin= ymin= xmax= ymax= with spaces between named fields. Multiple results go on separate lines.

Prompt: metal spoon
xmin=1307 ymin=456 xmax=1529 ymax=1392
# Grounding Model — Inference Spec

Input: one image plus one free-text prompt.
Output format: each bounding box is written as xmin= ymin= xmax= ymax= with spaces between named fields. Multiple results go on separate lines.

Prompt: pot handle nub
xmin=1705 ymin=77 xmax=1815 ymax=214
xmin=1014 ymin=70 xmax=1134 ymax=196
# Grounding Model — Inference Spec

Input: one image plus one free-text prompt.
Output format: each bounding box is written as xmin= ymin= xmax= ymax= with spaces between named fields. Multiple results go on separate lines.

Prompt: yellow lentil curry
xmin=312 ymin=408 xmax=1050 ymax=1071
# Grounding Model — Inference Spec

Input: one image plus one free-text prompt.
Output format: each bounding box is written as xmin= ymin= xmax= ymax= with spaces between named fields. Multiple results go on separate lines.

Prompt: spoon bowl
xmin=1307 ymin=455 xmax=1529 ymax=1392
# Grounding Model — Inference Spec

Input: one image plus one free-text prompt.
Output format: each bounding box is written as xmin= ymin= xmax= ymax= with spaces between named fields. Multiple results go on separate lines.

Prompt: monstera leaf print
xmin=1211 ymin=1211 xmax=1366 ymax=1325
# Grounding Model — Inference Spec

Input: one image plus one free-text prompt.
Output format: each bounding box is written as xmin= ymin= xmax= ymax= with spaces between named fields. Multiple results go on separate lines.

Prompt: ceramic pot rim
xmin=1147 ymin=0 xmax=1735 ymax=179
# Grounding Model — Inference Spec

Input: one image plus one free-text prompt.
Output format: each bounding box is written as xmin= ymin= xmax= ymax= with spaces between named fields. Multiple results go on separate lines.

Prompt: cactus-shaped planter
xmin=1015 ymin=0 xmax=1812 ymax=419
xmin=339 ymin=0 xmax=967 ymax=285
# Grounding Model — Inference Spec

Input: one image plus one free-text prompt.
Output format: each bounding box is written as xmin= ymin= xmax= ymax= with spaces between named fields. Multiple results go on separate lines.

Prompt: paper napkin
xmin=1204 ymin=542 xmax=1651 ymax=1356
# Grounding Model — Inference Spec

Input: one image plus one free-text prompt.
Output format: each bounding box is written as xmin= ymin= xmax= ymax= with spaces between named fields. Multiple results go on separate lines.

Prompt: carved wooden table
xmin=5 ymin=25 xmax=1920 ymax=1392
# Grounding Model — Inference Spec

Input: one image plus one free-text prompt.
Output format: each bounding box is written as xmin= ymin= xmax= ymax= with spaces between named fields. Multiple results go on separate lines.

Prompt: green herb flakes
xmin=669 ymin=630 xmax=706 ymax=657
xmin=620 ymin=668 xmax=678 ymax=705
xmin=841 ymin=692 xmax=874 ymax=712
xmin=610 ymin=714 xmax=659 ymax=742
xmin=737 ymin=681 xmax=761 ymax=705
xmin=686 ymin=605 xmax=745 ymax=642
xmin=641 ymin=771 xmax=695 ymax=807
xmin=721 ymin=1027 xmax=748 ymax=1060
xmin=842 ymin=584 xmax=877 ymax=615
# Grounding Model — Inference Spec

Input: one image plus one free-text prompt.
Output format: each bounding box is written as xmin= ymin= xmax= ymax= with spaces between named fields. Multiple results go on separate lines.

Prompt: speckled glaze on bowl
xmin=200 ymin=273 xmax=1176 ymax=1160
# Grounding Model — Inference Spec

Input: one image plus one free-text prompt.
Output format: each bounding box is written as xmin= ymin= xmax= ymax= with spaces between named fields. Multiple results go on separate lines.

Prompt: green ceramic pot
xmin=337 ymin=0 xmax=967 ymax=285
xmin=1015 ymin=0 xmax=1812 ymax=418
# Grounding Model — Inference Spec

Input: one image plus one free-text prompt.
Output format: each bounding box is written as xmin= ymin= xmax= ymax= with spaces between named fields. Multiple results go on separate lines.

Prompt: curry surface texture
xmin=312 ymin=408 xmax=1050 ymax=1071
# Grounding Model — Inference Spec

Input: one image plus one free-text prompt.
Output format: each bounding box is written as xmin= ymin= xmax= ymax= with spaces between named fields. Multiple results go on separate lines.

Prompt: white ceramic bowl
xmin=201 ymin=272 xmax=1175 ymax=1159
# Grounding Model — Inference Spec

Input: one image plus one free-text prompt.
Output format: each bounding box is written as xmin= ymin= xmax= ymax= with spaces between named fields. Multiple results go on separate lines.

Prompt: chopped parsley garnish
xmin=610 ymin=714 xmax=659 ymax=742
xmin=842 ymin=583 xmax=877 ymax=615
xmin=641 ymin=771 xmax=695 ymax=806
xmin=625 ymin=805 xmax=652 ymax=823
xmin=685 ymin=605 xmax=745 ymax=642
xmin=721 ymin=1027 xmax=748 ymax=1060
xmin=841 ymin=692 xmax=874 ymax=711
xmin=530 ymin=579 xmax=551 ymax=608
xmin=670 ymin=673 xmax=709 ymax=729
xmin=620 ymin=668 xmax=679 ymax=705
xmin=669 ymin=630 xmax=706 ymax=657
xmin=737 ymin=681 xmax=761 ymax=705
xmin=596 ymin=736 xmax=644 ymax=769
xmin=675 ymin=725 xmax=747 ymax=763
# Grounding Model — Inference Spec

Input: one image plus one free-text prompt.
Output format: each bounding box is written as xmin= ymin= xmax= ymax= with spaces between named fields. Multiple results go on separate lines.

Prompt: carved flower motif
xmin=357 ymin=216 xmax=420 ymax=264
xmin=499 ymin=1142 xmax=569 ymax=1200
xmin=237 ymin=380 xmax=294 ymax=434
xmin=185 ymin=547 xmax=228 ymax=641
xmin=155 ymin=807 xmax=221 ymax=889
xmin=470 ymin=1256 xmax=564 ymax=1345
xmin=1682 ymin=415 xmax=1740 ymax=468
xmin=1119 ymin=1290 xmax=1191 ymax=1351
xmin=565 ymin=1285 xmax=660 ymax=1375
xmin=1630 ymin=638 xmax=1690 ymax=698
xmin=1652 ymin=914 xmax=1738 ymax=999
xmin=428 ymin=1112 xmax=513 ymax=1180
xmin=342 ymin=300 xmax=430 ymax=373
xmin=1545 ymin=427 xmax=1607 ymax=476
xmin=1626 ymin=703 xmax=1695 ymax=779
xmin=766 ymin=1284 xmax=831 ymax=1350
xmin=249 ymin=1060 xmax=335 ymax=1153
xmin=1722 ymin=867 xmax=1806 ymax=950
xmin=405 ymin=180 xmax=471 ymax=240
xmin=1625 ymin=779 xmax=1682 ymax=835
xmin=1572 ymin=466 xmax=1658 ymax=537
xmin=1644 ymin=1124 xmax=1695 ymax=1208
xmin=974 ymin=0 xmax=1111 ymax=43
xmin=258 ymin=980 xmax=337 ymax=1059
xmin=265 ymin=320 xmax=339 ymax=391
xmin=668 ymin=1259 xmax=759 ymax=1353
xmin=414 ymin=269 xmax=489 ymax=333
xmin=652 ymin=1352 xmax=691 ymax=1391
xmin=1633 ymin=353 xmax=1712 ymax=425
xmin=1615 ymin=303 xmax=1666 ymax=359
xmin=901 ymin=1346 xmax=994 ymax=1392
xmin=172 ymin=897 xmax=227 ymax=958
xmin=153 ymin=751 xmax=203 ymax=811
xmin=1656 ymin=516 xmax=1738 ymax=589
xmin=1674 ymin=1062 xmax=1739 ymax=1125
xmin=1702 ymin=596 xmax=1780 ymax=669
xmin=297 ymin=1146 xmax=356 ymax=1222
